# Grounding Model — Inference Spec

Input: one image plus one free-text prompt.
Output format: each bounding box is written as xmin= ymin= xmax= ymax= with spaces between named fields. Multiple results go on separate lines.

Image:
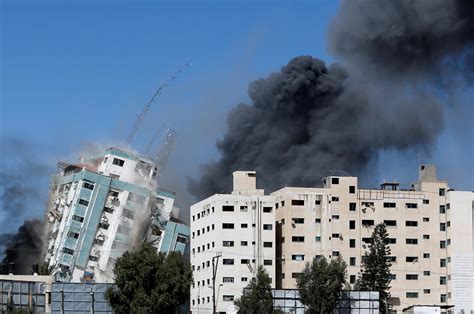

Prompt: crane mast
xmin=125 ymin=62 xmax=189 ymax=145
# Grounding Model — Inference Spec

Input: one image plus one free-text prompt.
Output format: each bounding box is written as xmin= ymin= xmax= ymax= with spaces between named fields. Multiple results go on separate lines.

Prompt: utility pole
xmin=212 ymin=253 xmax=222 ymax=314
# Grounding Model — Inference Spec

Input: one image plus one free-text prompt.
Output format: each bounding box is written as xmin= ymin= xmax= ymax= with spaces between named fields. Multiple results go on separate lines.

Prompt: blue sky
xmin=1 ymin=0 xmax=472 ymax=230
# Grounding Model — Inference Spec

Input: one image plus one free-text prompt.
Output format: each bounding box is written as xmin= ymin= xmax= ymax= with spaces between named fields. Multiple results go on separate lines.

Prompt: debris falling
xmin=189 ymin=0 xmax=474 ymax=199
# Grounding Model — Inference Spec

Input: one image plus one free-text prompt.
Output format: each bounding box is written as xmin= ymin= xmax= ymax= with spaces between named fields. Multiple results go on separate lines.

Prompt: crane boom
xmin=125 ymin=62 xmax=189 ymax=145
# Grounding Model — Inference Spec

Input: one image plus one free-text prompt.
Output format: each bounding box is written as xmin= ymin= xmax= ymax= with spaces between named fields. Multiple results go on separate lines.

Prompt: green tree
xmin=356 ymin=223 xmax=392 ymax=313
xmin=234 ymin=266 xmax=274 ymax=314
xmin=37 ymin=261 xmax=54 ymax=275
xmin=105 ymin=244 xmax=192 ymax=314
xmin=297 ymin=256 xmax=347 ymax=314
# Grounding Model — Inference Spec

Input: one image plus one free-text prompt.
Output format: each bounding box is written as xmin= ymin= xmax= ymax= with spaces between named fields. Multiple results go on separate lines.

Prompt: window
xmin=241 ymin=223 xmax=248 ymax=228
xmin=441 ymin=294 xmax=447 ymax=303
xmin=406 ymin=256 xmax=418 ymax=263
xmin=122 ymin=208 xmax=134 ymax=219
xmin=350 ymin=257 xmax=356 ymax=266
xmin=292 ymin=273 xmax=302 ymax=279
xmin=362 ymin=201 xmax=374 ymax=207
xmin=332 ymin=233 xmax=340 ymax=238
xmin=362 ymin=220 xmax=374 ymax=227
xmin=222 ymin=205 xmax=234 ymax=212
xmin=292 ymin=236 xmax=304 ymax=242
xmin=406 ymin=203 xmax=418 ymax=209
xmin=440 ymin=223 xmax=446 ymax=231
xmin=350 ymin=239 xmax=356 ymax=248
xmin=223 ymin=259 xmax=234 ymax=265
xmin=406 ymin=274 xmax=418 ymax=280
xmin=341 ymin=275 xmax=352 ymax=285
xmin=315 ymin=236 xmax=321 ymax=242
xmin=447 ymin=203 xmax=450 ymax=209
xmin=281 ymin=201 xmax=285 ymax=206
xmin=406 ymin=221 xmax=418 ymax=227
xmin=240 ymin=205 xmax=248 ymax=212
xmin=423 ymin=271 xmax=431 ymax=276
xmin=192 ymin=215 xmax=195 ymax=222
xmin=241 ymin=241 xmax=248 ymax=246
xmin=384 ymin=220 xmax=397 ymax=226
xmin=264 ymin=260 xmax=272 ymax=265
xmin=241 ymin=277 xmax=248 ymax=282
xmin=349 ymin=186 xmax=355 ymax=193
xmin=387 ymin=256 xmax=396 ymax=263
xmin=275 ymin=203 xmax=279 ymax=209
xmin=440 ymin=205 xmax=446 ymax=213
xmin=78 ymin=199 xmax=89 ymax=206
xmin=89 ymin=255 xmax=99 ymax=262
xmin=440 ymin=259 xmax=446 ymax=267
xmin=112 ymin=158 xmax=125 ymax=167
xmin=389 ymin=274 xmax=397 ymax=280
xmin=62 ymin=247 xmax=74 ymax=255
xmin=348 ymin=221 xmax=356 ymax=230
xmin=362 ymin=237 xmax=372 ymax=244
xmin=223 ymin=295 xmax=234 ymax=302
xmin=440 ymin=276 xmax=447 ymax=285
xmin=292 ymin=200 xmax=304 ymax=206
xmin=223 ymin=241 xmax=234 ymax=247
xmin=439 ymin=188 xmax=446 ymax=196
xmin=315 ymin=218 xmax=321 ymax=223
xmin=82 ymin=182 xmax=95 ymax=190
xmin=67 ymin=231 xmax=79 ymax=239
xmin=263 ymin=224 xmax=272 ymax=230
xmin=223 ymin=277 xmax=234 ymax=283
xmin=406 ymin=292 xmax=419 ymax=298
xmin=423 ymin=199 xmax=429 ymax=204
xmin=423 ymin=217 xmax=430 ymax=222
xmin=423 ymin=253 xmax=430 ymax=258
xmin=423 ymin=234 xmax=430 ymax=239
xmin=292 ymin=255 xmax=304 ymax=261
xmin=424 ymin=289 xmax=431 ymax=294
xmin=331 ymin=197 xmax=339 ymax=202
xmin=72 ymin=215 xmax=84 ymax=223
xmin=447 ymin=239 xmax=451 ymax=246
xmin=212 ymin=224 xmax=215 ymax=230
xmin=332 ymin=251 xmax=340 ymax=257
xmin=384 ymin=202 xmax=396 ymax=208
xmin=440 ymin=240 xmax=446 ymax=248
xmin=349 ymin=203 xmax=356 ymax=211
xmin=292 ymin=218 xmax=304 ymax=224
xmin=406 ymin=238 xmax=418 ymax=245
xmin=332 ymin=178 xmax=339 ymax=184
xmin=222 ymin=223 xmax=234 ymax=229
xmin=315 ymin=200 xmax=321 ymax=205
xmin=331 ymin=215 xmax=339 ymax=220
xmin=447 ymin=221 xmax=451 ymax=227
xmin=263 ymin=207 xmax=272 ymax=213
xmin=241 ymin=259 xmax=249 ymax=264
xmin=263 ymin=242 xmax=272 ymax=248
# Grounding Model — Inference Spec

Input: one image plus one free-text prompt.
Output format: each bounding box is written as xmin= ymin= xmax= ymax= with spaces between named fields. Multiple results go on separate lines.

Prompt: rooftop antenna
xmin=125 ymin=62 xmax=190 ymax=145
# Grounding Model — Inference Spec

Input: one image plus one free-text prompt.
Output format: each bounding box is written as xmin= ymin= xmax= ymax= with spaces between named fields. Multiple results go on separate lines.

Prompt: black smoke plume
xmin=189 ymin=0 xmax=473 ymax=199
xmin=1 ymin=137 xmax=50 ymax=273
xmin=1 ymin=220 xmax=44 ymax=274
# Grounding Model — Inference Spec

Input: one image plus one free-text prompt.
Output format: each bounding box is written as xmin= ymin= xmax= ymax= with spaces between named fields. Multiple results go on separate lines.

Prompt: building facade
xmin=45 ymin=147 xmax=189 ymax=283
xmin=190 ymin=166 xmax=473 ymax=314
xmin=190 ymin=171 xmax=276 ymax=313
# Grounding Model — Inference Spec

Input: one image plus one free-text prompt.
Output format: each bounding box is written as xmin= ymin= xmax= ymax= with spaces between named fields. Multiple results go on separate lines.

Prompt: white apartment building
xmin=190 ymin=165 xmax=473 ymax=314
xmin=44 ymin=147 xmax=187 ymax=283
xmin=190 ymin=171 xmax=276 ymax=313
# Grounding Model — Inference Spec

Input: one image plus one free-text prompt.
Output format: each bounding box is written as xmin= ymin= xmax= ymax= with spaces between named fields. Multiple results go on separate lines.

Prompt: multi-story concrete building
xmin=190 ymin=171 xmax=276 ymax=313
xmin=190 ymin=165 xmax=473 ymax=314
xmin=44 ymin=147 xmax=189 ymax=283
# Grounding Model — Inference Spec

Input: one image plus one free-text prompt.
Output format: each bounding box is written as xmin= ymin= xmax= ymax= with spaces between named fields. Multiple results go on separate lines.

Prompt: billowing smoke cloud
xmin=1 ymin=220 xmax=45 ymax=274
xmin=1 ymin=136 xmax=51 ymax=273
xmin=329 ymin=0 xmax=474 ymax=80
xmin=189 ymin=0 xmax=473 ymax=199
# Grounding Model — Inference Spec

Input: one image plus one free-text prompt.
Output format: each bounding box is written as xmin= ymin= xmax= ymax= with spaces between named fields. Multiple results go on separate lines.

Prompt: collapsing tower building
xmin=44 ymin=147 xmax=189 ymax=283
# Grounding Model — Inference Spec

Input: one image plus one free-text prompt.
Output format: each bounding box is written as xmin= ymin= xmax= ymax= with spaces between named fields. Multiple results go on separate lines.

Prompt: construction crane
xmin=154 ymin=128 xmax=176 ymax=177
xmin=125 ymin=62 xmax=190 ymax=145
